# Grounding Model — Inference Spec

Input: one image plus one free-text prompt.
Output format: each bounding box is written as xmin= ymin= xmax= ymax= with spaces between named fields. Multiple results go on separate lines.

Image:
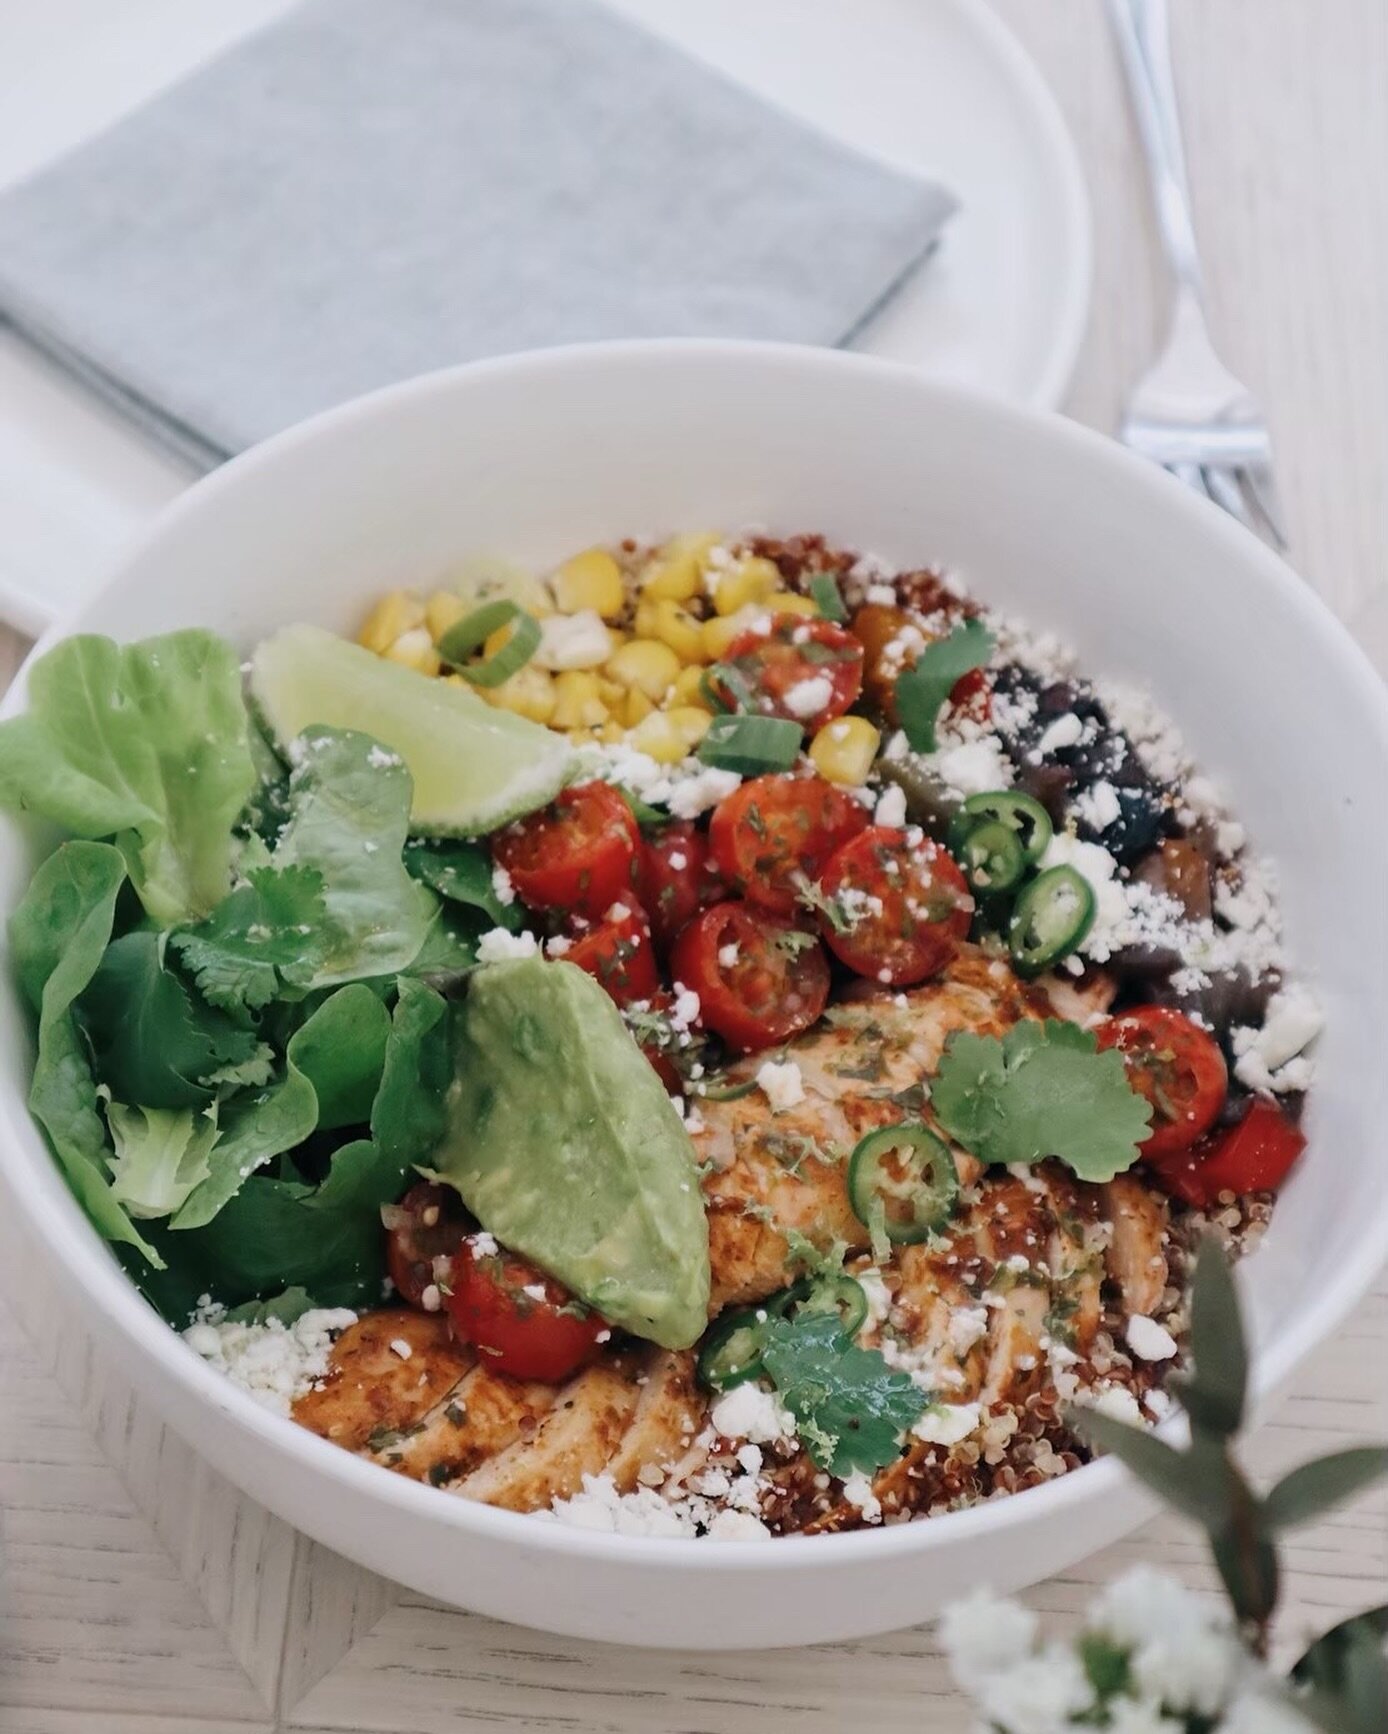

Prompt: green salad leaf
xmin=275 ymin=728 xmax=438 ymax=986
xmin=760 ymin=1311 xmax=927 ymax=1477
xmin=6 ymin=841 xmax=161 ymax=1264
xmin=0 ymin=632 xmax=256 ymax=926
xmin=285 ymin=981 xmax=392 ymax=1131
xmin=106 ymin=1101 xmax=220 ymax=1220
xmin=931 ymin=1019 xmax=1151 ymax=1183
xmin=894 ymin=618 xmax=994 ymax=754
xmin=170 ymin=864 xmax=330 ymax=1012
xmin=403 ymin=838 xmax=521 ymax=930
xmin=223 ymin=1287 xmax=317 ymax=1327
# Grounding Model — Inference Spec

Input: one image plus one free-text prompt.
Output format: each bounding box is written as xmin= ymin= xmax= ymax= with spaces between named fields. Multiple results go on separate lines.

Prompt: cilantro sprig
xmin=894 ymin=618 xmax=994 ymax=753
xmin=931 ymin=1019 xmax=1152 ymax=1183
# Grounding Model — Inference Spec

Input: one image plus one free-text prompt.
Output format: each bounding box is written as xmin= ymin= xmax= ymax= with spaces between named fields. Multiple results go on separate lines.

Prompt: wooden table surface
xmin=2 ymin=4 xmax=1385 ymax=1729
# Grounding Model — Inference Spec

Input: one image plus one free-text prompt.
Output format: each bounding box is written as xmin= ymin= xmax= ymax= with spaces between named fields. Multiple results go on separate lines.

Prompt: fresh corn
xmin=701 ymin=605 xmax=765 ymax=661
xmin=646 ymin=597 xmax=706 ymax=664
xmin=598 ymin=719 xmax=627 ymax=745
xmin=665 ymin=706 xmax=713 ymax=750
xmin=425 ymin=590 xmax=468 ymax=643
xmin=358 ymin=591 xmax=425 ymax=654
xmin=551 ymin=670 xmax=610 ymax=730
xmin=641 ymin=531 xmax=722 ymax=602
xmin=670 ymin=664 xmax=713 ymax=709
xmin=621 ymin=687 xmax=656 ymax=729
xmin=628 ymin=710 xmax=690 ymax=764
xmin=482 ymin=664 xmax=557 ymax=726
xmin=382 ymin=627 xmax=442 ymax=677
xmin=711 ymin=555 xmax=780 ymax=617
xmin=552 ymin=548 xmax=625 ymax=619
xmin=808 ymin=715 xmax=881 ymax=786
xmin=763 ymin=591 xmax=818 ymax=617
xmin=606 ymin=638 xmax=681 ymax=701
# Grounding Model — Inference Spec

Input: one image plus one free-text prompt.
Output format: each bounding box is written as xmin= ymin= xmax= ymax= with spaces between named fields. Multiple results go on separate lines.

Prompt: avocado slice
xmin=435 ymin=958 xmax=711 ymax=1350
xmin=250 ymin=624 xmax=572 ymax=835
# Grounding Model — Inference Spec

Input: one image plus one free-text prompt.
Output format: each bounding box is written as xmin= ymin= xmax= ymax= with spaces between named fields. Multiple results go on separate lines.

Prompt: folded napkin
xmin=0 ymin=0 xmax=956 ymax=470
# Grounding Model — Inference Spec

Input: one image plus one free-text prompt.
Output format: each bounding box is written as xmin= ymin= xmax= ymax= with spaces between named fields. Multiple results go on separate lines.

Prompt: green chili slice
xmin=1007 ymin=863 xmax=1096 ymax=976
xmin=847 ymin=1122 xmax=959 ymax=1246
xmin=773 ymin=1274 xmax=869 ymax=1338
xmin=437 ymin=600 xmax=542 ymax=688
xmin=947 ymin=790 xmax=1054 ymax=865
xmin=954 ymin=817 xmax=1028 ymax=896
xmin=808 ymin=572 xmax=847 ymax=622
xmin=696 ymin=1305 xmax=771 ymax=1391
xmin=696 ymin=713 xmax=803 ymax=774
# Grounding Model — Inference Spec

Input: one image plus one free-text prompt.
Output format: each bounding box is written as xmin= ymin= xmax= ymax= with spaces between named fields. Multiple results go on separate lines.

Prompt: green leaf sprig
xmin=894 ymin=618 xmax=994 ymax=753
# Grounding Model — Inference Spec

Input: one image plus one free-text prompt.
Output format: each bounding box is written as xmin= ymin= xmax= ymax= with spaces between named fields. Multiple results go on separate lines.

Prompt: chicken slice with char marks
xmin=1102 ymin=1172 xmax=1170 ymax=1316
xmin=292 ymin=1309 xmax=472 ymax=1451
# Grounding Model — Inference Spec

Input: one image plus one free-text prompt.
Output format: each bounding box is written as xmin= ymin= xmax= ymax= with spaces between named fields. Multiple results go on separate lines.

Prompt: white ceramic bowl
xmin=2 ymin=342 xmax=1385 ymax=1650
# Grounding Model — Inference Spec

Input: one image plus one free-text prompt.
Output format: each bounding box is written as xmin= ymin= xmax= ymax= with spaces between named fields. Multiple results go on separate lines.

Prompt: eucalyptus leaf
xmin=1179 ymin=1237 xmax=1248 ymax=1439
xmin=1211 ymin=1511 xmax=1280 ymax=1634
xmin=1263 ymin=1447 xmax=1388 ymax=1531
xmin=1072 ymin=1409 xmax=1234 ymax=1530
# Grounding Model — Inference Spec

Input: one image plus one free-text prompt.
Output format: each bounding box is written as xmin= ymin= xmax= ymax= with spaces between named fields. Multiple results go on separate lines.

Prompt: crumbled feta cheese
xmin=670 ymin=987 xmax=701 ymax=1031
xmin=911 ymin=1400 xmax=982 ymax=1446
xmin=365 ymin=744 xmax=402 ymax=770
xmin=1125 ymin=1315 xmax=1178 ymax=1361
xmin=183 ymin=1306 xmax=357 ymax=1416
xmin=932 ymin=734 xmax=1014 ymax=798
xmin=782 ymin=675 xmax=834 ymax=719
xmin=947 ymin=1306 xmax=990 ymax=1357
xmin=873 ymin=783 xmax=907 ymax=828
xmin=717 ymin=941 xmax=740 ymax=968
xmin=755 ymin=1059 xmax=805 ymax=1113
xmin=420 ymin=1284 xmax=442 ymax=1313
xmin=490 ymin=864 xmax=516 ymax=906
xmin=1080 ymin=1383 xmax=1145 ymax=1425
xmin=667 ymin=766 xmax=742 ymax=819
xmin=475 ymin=926 xmax=539 ymax=963
xmin=865 ymin=582 xmax=898 ymax=605
xmin=1035 ymin=712 xmax=1084 ymax=754
xmin=709 ymin=1382 xmax=797 ymax=1444
xmin=544 ymin=934 xmax=572 ymax=957
xmin=705 ymin=1509 xmax=773 ymax=1542
xmin=544 ymin=1473 xmax=695 ymax=1537
xmin=1073 ymin=779 xmax=1122 ymax=832
xmin=470 ymin=1230 xmax=499 ymax=1257
xmin=1231 ymin=984 xmax=1322 ymax=1094
xmin=533 ymin=610 xmax=613 ymax=670
xmin=840 ymin=1469 xmax=883 ymax=1522
xmin=389 ymin=1336 xmax=413 ymax=1360
xmin=856 ymin=1267 xmax=893 ymax=1327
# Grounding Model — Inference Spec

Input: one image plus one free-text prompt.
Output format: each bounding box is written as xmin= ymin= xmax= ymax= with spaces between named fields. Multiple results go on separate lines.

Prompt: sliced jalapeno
xmin=696 ymin=1305 xmax=769 ymax=1391
xmin=847 ymin=1122 xmax=959 ymax=1245
xmin=1007 ymin=863 xmax=1096 ymax=976
xmin=773 ymin=1274 xmax=869 ymax=1338
xmin=947 ymin=790 xmax=1054 ymax=865
xmin=954 ymin=817 xmax=1028 ymax=896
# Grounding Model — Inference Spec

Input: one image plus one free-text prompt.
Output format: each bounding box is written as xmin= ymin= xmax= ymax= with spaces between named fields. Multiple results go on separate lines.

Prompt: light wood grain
xmin=1 ymin=2 xmax=1385 ymax=1727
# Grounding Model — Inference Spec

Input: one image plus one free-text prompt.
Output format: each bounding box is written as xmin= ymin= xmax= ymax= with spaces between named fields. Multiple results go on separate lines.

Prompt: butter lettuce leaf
xmin=0 ymin=632 xmax=256 ymax=926
xmin=106 ymin=1102 xmax=220 ymax=1220
xmin=7 ymin=840 xmax=160 ymax=1265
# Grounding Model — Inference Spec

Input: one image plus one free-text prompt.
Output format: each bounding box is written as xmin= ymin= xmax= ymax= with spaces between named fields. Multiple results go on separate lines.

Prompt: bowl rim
xmin=3 ymin=336 xmax=1387 ymax=1572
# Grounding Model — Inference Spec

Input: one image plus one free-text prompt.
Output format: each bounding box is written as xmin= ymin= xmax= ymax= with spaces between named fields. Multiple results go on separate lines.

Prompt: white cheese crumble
xmin=183 ymin=1307 xmax=357 ymax=1416
xmin=667 ymin=766 xmax=742 ymax=819
xmin=1073 ymin=779 xmax=1122 ymax=833
xmin=931 ymin=731 xmax=1015 ymax=798
xmin=911 ymin=1400 xmax=983 ymax=1446
xmin=490 ymin=864 xmax=516 ymax=906
xmin=475 ymin=927 xmax=539 ymax=963
xmin=873 ymin=783 xmax=907 ymax=828
xmin=1231 ymin=983 xmax=1322 ymax=1093
xmin=782 ymin=675 xmax=835 ymax=718
xmin=1125 ymin=1315 xmax=1179 ymax=1362
xmin=840 ymin=1469 xmax=883 ymax=1522
xmin=709 ymin=1381 xmax=797 ymax=1445
xmin=533 ymin=610 xmax=612 ymax=670
xmin=1079 ymin=1383 xmax=1145 ymax=1425
xmin=717 ymin=941 xmax=740 ymax=968
xmin=389 ymin=1336 xmax=413 ymax=1360
xmin=755 ymin=1059 xmax=806 ymax=1113
xmin=364 ymin=744 xmax=402 ymax=770
xmin=1035 ymin=712 xmax=1084 ymax=754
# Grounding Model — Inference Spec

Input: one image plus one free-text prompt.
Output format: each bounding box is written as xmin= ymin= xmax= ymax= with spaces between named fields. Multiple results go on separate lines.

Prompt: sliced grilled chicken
xmin=293 ymin=1308 xmax=472 ymax=1450
xmin=1102 ymin=1173 xmax=1170 ymax=1315
xmin=602 ymin=1351 xmax=706 ymax=1493
xmin=369 ymin=1361 xmax=559 ymax=1484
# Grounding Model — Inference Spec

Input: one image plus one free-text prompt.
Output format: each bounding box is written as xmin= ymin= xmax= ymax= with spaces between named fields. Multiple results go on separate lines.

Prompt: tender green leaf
xmin=0 ymin=632 xmax=255 ymax=925
xmin=274 ymin=728 xmax=438 ymax=986
xmin=203 ymin=1044 xmax=277 ymax=1091
xmin=170 ymin=864 xmax=330 ymax=1011
xmin=400 ymin=902 xmax=486 ymax=985
xmin=286 ymin=982 xmax=391 ymax=1131
xmin=894 ymin=619 xmax=994 ymax=753
xmin=931 ymin=1020 xmax=1152 ymax=1183
xmin=1264 ymin=1447 xmax=1388 ymax=1531
xmin=81 ymin=931 xmax=257 ymax=1110
xmin=6 ymin=841 xmax=160 ymax=1265
xmin=808 ymin=572 xmax=846 ymax=622
xmin=1178 ymin=1237 xmax=1248 ymax=1438
xmin=1291 ymin=1606 xmax=1388 ymax=1734
xmin=1072 ymin=1409 xmax=1234 ymax=1529
xmin=404 ymin=839 xmax=521 ymax=930
xmin=106 ymin=1102 xmax=220 ymax=1219
xmin=169 ymin=1062 xmax=317 ymax=1230
xmin=760 ymin=1311 xmax=927 ymax=1477
xmin=223 ymin=1286 xmax=316 ymax=1326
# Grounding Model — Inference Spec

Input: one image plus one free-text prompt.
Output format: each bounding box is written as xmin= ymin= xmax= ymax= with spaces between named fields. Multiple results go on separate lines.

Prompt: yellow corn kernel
xmin=665 ymin=706 xmax=712 ymax=750
xmin=424 ymin=590 xmax=468 ymax=643
xmin=358 ymin=591 xmax=425 ymax=654
xmin=701 ymin=605 xmax=764 ymax=661
xmin=670 ymin=664 xmax=713 ymax=709
xmin=712 ymin=555 xmax=780 ymax=617
xmin=628 ymin=710 xmax=689 ymax=765
xmin=482 ymin=664 xmax=557 ymax=726
xmin=763 ymin=590 xmax=818 ymax=617
xmin=621 ymin=687 xmax=656 ymax=729
xmin=596 ymin=676 xmax=626 ymax=709
xmin=598 ymin=718 xmax=627 ymax=745
xmin=808 ymin=715 xmax=881 ymax=786
xmin=605 ymin=638 xmax=681 ymax=701
xmin=552 ymin=548 xmax=625 ymax=619
xmin=647 ymin=597 xmax=706 ymax=664
xmin=641 ymin=531 xmax=722 ymax=602
xmin=551 ymin=670 xmax=610 ymax=731
xmin=382 ymin=627 xmax=442 ymax=677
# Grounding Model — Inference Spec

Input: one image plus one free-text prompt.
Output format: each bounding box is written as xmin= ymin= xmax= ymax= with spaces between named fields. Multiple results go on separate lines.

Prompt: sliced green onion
xmin=696 ymin=1075 xmax=761 ymax=1103
xmin=954 ymin=817 xmax=1028 ymax=896
xmin=1007 ymin=864 xmax=1096 ymax=976
xmin=808 ymin=573 xmax=847 ymax=622
xmin=947 ymin=790 xmax=1054 ymax=865
xmin=847 ymin=1122 xmax=959 ymax=1246
xmin=773 ymin=1274 xmax=868 ymax=1338
xmin=437 ymin=600 xmax=541 ymax=688
xmin=696 ymin=713 xmax=803 ymax=774
xmin=696 ymin=1306 xmax=770 ymax=1391
xmin=699 ymin=663 xmax=756 ymax=716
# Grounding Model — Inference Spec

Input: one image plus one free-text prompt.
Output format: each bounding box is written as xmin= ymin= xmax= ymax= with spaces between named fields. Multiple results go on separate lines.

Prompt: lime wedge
xmin=250 ymin=624 xmax=572 ymax=836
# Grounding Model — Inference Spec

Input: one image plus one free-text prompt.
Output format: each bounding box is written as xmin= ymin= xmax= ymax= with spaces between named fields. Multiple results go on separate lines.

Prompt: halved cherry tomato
xmin=1197 ymin=1098 xmax=1306 ymax=1199
xmin=564 ymin=900 xmax=660 ymax=1007
xmin=636 ymin=821 xmax=722 ymax=947
xmin=670 ymin=901 xmax=829 ymax=1052
xmin=817 ymin=826 xmax=972 ymax=986
xmin=1097 ymin=1006 xmax=1227 ymax=1156
xmin=709 ymin=773 xmax=868 ymax=916
xmin=384 ymin=1181 xmax=471 ymax=1308
xmin=716 ymin=615 xmax=863 ymax=728
xmin=446 ymin=1235 xmax=607 ymax=1381
xmin=949 ymin=666 xmax=993 ymax=726
xmin=492 ymin=781 xmax=639 ymax=918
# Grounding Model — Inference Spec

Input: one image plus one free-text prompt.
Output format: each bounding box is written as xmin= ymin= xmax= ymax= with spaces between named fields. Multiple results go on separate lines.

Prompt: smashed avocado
xmin=433 ymin=957 xmax=710 ymax=1349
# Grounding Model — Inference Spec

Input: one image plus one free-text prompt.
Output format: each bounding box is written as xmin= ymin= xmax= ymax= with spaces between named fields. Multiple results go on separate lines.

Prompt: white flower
xmin=1220 ymin=1686 xmax=1319 ymax=1733
xmin=937 ymin=1587 xmax=1039 ymax=1691
xmin=1091 ymin=1565 xmax=1217 ymax=1651
xmin=1105 ymin=1700 xmax=1179 ymax=1734
xmin=975 ymin=1646 xmax=1095 ymax=1734
xmin=1131 ymin=1627 xmax=1241 ymax=1717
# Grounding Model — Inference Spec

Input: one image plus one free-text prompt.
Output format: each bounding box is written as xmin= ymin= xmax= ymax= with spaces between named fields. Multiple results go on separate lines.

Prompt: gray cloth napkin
xmin=0 ymin=0 xmax=956 ymax=471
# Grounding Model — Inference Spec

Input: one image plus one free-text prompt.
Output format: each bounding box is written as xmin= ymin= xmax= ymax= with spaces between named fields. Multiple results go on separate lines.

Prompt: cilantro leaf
xmin=403 ymin=839 xmax=521 ymax=931
xmin=894 ymin=619 xmax=994 ymax=753
xmin=760 ymin=1312 xmax=927 ymax=1477
xmin=170 ymin=864 xmax=330 ymax=1012
xmin=931 ymin=1019 xmax=1151 ymax=1183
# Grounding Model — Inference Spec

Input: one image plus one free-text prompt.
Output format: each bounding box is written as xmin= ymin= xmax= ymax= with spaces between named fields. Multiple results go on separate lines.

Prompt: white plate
xmin=0 ymin=0 xmax=1089 ymax=635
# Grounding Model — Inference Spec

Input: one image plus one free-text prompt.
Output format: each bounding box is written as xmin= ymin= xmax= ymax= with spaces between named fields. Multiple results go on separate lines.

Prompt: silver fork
xmin=1107 ymin=0 xmax=1287 ymax=546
